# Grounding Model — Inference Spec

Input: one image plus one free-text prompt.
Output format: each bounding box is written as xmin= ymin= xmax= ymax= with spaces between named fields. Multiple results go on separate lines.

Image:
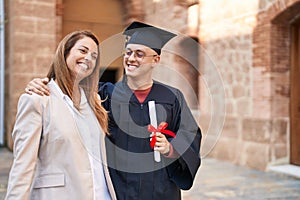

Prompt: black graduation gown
xmin=99 ymin=79 xmax=202 ymax=200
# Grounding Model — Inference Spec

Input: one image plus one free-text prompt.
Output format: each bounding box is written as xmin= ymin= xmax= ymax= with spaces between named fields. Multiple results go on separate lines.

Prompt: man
xmin=26 ymin=21 xmax=202 ymax=200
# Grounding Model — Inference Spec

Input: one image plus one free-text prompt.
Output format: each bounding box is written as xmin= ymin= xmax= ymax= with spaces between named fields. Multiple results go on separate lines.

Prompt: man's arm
xmin=167 ymin=89 xmax=202 ymax=190
xmin=25 ymin=77 xmax=50 ymax=96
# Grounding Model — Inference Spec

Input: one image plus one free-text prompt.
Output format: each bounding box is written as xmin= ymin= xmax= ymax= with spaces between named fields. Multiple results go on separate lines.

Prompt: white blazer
xmin=5 ymin=84 xmax=116 ymax=200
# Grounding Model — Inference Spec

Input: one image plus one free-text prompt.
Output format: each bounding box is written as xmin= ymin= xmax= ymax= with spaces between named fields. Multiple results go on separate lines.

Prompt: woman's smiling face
xmin=66 ymin=36 xmax=99 ymax=81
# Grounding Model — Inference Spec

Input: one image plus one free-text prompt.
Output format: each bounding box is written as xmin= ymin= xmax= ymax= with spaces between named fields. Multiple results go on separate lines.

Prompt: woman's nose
xmin=84 ymin=53 xmax=93 ymax=61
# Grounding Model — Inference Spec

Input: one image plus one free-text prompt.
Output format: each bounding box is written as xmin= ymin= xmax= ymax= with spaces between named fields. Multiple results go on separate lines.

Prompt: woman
xmin=5 ymin=30 xmax=116 ymax=200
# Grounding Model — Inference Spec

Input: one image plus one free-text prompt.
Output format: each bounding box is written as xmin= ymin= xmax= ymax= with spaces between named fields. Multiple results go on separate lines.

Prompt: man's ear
xmin=153 ymin=55 xmax=160 ymax=63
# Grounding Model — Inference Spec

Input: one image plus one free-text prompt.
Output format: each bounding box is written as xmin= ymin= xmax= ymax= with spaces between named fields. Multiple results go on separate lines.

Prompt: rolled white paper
xmin=148 ymin=100 xmax=161 ymax=162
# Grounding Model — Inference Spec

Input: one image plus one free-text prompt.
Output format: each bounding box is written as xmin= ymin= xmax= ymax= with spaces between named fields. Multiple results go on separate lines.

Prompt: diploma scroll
xmin=148 ymin=101 xmax=161 ymax=162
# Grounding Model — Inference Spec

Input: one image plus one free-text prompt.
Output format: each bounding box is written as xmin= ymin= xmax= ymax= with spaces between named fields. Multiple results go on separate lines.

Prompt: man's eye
xmin=135 ymin=51 xmax=145 ymax=58
xmin=125 ymin=51 xmax=133 ymax=56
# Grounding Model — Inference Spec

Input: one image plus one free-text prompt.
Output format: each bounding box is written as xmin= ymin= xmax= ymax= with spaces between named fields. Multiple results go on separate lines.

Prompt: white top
xmin=49 ymin=80 xmax=111 ymax=200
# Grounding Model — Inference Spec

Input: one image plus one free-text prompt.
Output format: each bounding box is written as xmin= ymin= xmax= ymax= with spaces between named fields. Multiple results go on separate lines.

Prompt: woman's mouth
xmin=78 ymin=63 xmax=89 ymax=71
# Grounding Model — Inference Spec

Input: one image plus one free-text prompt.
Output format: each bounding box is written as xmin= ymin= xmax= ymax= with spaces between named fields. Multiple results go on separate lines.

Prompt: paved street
xmin=1 ymin=147 xmax=300 ymax=200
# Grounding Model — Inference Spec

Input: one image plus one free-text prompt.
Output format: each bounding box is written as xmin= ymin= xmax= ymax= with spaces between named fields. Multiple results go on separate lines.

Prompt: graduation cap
xmin=123 ymin=21 xmax=177 ymax=55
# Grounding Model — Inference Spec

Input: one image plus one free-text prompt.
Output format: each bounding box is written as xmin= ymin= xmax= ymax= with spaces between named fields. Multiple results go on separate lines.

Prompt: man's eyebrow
xmin=126 ymin=48 xmax=145 ymax=52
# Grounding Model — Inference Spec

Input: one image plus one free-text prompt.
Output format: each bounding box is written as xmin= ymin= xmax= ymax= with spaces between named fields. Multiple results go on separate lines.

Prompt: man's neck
xmin=127 ymin=77 xmax=153 ymax=90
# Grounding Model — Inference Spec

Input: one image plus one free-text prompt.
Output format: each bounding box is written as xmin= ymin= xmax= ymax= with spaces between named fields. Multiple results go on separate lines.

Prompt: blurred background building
xmin=0 ymin=0 xmax=299 ymax=173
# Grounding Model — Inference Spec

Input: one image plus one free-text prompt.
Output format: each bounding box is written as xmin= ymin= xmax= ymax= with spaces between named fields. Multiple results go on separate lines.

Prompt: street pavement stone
xmin=182 ymin=158 xmax=300 ymax=200
xmin=1 ymin=147 xmax=300 ymax=199
xmin=0 ymin=148 xmax=13 ymax=200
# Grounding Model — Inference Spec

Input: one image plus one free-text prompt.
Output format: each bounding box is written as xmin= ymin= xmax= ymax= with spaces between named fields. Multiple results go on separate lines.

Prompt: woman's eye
xmin=79 ymin=49 xmax=87 ymax=53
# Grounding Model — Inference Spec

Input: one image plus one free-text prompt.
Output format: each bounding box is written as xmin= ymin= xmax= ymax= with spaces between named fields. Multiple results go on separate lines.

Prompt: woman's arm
xmin=5 ymin=94 xmax=44 ymax=199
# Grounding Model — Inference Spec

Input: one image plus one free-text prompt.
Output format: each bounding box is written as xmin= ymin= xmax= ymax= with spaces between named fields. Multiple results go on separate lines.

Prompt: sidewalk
xmin=1 ymin=147 xmax=300 ymax=200
xmin=182 ymin=159 xmax=300 ymax=200
xmin=0 ymin=148 xmax=13 ymax=200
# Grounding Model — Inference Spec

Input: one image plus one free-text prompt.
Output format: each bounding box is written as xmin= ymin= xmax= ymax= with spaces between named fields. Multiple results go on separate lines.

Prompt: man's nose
xmin=128 ymin=52 xmax=136 ymax=60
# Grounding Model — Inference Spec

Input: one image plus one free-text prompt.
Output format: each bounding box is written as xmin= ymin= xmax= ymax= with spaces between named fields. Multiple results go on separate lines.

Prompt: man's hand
xmin=153 ymin=133 xmax=170 ymax=155
xmin=25 ymin=77 xmax=50 ymax=96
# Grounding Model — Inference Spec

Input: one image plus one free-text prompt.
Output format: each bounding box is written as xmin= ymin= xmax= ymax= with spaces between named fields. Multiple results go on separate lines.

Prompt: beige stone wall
xmin=199 ymin=0 xmax=295 ymax=170
xmin=198 ymin=0 xmax=260 ymax=168
xmin=199 ymin=0 xmax=257 ymax=117
xmin=5 ymin=0 xmax=57 ymax=148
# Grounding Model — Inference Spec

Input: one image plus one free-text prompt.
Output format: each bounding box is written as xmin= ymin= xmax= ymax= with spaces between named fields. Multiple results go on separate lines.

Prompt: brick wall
xmin=5 ymin=0 xmax=57 ymax=148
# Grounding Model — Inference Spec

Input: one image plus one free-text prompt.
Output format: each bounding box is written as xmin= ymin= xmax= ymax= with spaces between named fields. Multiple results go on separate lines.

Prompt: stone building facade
xmin=197 ymin=0 xmax=300 ymax=171
xmin=2 ymin=0 xmax=300 ymax=171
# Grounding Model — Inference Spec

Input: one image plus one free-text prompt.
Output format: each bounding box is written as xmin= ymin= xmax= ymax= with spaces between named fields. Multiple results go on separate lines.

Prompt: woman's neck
xmin=59 ymin=79 xmax=81 ymax=107
xmin=72 ymin=87 xmax=81 ymax=106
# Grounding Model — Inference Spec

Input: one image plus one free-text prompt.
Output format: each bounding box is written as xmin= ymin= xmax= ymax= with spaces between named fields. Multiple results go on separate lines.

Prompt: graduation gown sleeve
xmin=166 ymin=89 xmax=202 ymax=190
xmin=98 ymin=82 xmax=115 ymax=111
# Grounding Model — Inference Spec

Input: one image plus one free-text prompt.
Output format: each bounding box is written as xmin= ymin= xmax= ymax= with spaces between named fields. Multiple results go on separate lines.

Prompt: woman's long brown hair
xmin=47 ymin=30 xmax=108 ymax=134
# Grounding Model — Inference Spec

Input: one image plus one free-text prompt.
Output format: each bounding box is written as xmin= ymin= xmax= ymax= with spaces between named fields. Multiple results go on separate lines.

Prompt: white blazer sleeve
xmin=5 ymin=93 xmax=44 ymax=200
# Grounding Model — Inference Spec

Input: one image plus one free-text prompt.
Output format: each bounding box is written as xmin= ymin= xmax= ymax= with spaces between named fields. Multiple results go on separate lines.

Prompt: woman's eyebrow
xmin=80 ymin=45 xmax=98 ymax=55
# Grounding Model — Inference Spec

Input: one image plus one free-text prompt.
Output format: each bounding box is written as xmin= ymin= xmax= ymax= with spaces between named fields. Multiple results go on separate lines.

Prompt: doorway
xmin=62 ymin=0 xmax=124 ymax=82
xmin=290 ymin=18 xmax=300 ymax=166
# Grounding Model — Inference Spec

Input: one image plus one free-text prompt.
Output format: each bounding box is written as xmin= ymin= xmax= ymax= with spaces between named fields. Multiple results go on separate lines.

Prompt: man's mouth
xmin=127 ymin=64 xmax=138 ymax=71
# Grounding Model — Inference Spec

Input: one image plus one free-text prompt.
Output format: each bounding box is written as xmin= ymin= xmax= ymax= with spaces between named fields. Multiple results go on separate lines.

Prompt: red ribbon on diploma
xmin=148 ymin=122 xmax=176 ymax=149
